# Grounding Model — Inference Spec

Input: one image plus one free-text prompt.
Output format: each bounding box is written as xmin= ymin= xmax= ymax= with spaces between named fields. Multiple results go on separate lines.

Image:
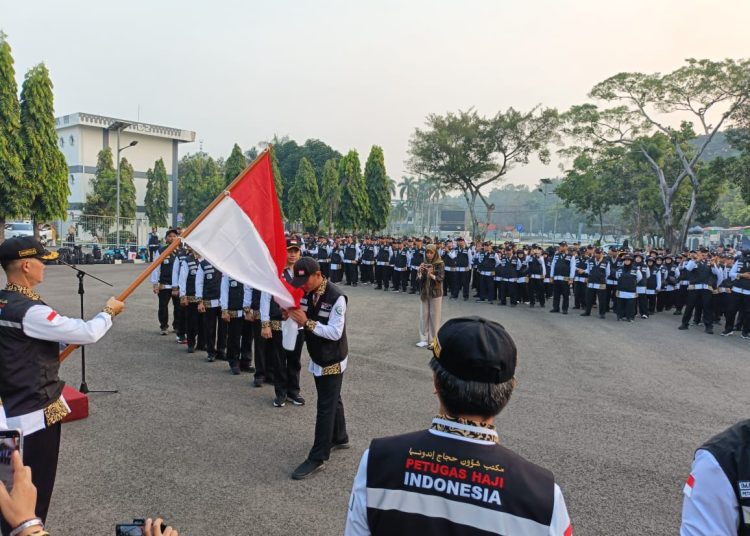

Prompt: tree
xmin=270 ymin=146 xmax=284 ymax=218
xmin=19 ymin=63 xmax=69 ymax=232
xmin=145 ymin=158 xmax=169 ymax=227
xmin=320 ymin=158 xmax=340 ymax=234
xmin=337 ymin=150 xmax=370 ymax=232
xmin=409 ymin=107 xmax=559 ymax=238
xmin=363 ymin=145 xmax=390 ymax=232
xmin=565 ymin=58 xmax=750 ymax=249
xmin=178 ymin=153 xmax=224 ymax=224
xmin=224 ymin=143 xmax=247 ymax=186
xmin=0 ymin=32 xmax=29 ymax=240
xmin=83 ymin=148 xmax=116 ymax=216
xmin=117 ymin=157 xmax=136 ymax=219
xmin=287 ymin=157 xmax=320 ymax=231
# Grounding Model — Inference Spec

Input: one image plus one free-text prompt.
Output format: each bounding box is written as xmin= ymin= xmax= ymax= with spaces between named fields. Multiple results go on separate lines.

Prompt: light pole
xmin=108 ymin=121 xmax=137 ymax=248
xmin=538 ymin=178 xmax=552 ymax=243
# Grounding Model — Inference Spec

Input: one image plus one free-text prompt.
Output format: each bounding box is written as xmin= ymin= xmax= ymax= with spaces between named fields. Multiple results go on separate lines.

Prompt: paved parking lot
xmin=4 ymin=263 xmax=748 ymax=535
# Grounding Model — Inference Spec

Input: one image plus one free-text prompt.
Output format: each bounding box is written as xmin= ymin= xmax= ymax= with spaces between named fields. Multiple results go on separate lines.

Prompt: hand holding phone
xmin=0 ymin=446 xmax=38 ymax=530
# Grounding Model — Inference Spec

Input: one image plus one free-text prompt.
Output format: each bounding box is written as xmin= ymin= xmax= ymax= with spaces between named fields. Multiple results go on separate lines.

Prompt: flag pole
xmin=59 ymin=146 xmax=273 ymax=363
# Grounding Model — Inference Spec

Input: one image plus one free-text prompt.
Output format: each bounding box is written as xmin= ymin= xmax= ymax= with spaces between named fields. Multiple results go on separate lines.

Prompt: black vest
xmin=344 ymin=244 xmax=358 ymax=261
xmin=0 ymin=291 xmax=63 ymax=416
xmin=553 ymin=253 xmax=571 ymax=277
xmin=362 ymin=245 xmax=375 ymax=262
xmin=184 ymin=255 xmax=199 ymax=296
xmin=617 ymin=268 xmax=637 ymax=293
xmin=316 ymin=246 xmax=331 ymax=262
xmin=700 ymin=420 xmax=750 ymax=536
xmin=199 ymin=260 xmax=221 ymax=300
xmin=393 ymin=249 xmax=409 ymax=269
xmin=302 ymin=281 xmax=348 ymax=367
xmin=455 ymin=249 xmax=470 ymax=268
xmin=226 ymin=279 xmax=245 ymax=310
xmin=529 ymin=256 xmax=544 ymax=276
xmin=158 ymin=245 xmax=175 ymax=285
xmin=733 ymin=257 xmax=750 ymax=291
xmin=410 ymin=248 xmax=425 ymax=268
xmin=250 ymin=288 xmax=262 ymax=310
xmin=443 ymin=251 xmax=457 ymax=269
xmin=376 ymin=246 xmax=392 ymax=263
xmin=587 ymin=258 xmax=608 ymax=285
xmin=331 ymin=248 xmax=343 ymax=266
xmin=366 ymin=430 xmax=555 ymax=536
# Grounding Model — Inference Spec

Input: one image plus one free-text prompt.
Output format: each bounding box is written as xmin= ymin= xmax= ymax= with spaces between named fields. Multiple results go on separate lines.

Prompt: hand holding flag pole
xmin=59 ymin=146 xmax=299 ymax=363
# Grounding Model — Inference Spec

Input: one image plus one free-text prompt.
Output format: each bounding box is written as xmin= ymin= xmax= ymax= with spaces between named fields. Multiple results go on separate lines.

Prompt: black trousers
xmin=360 ymin=263 xmax=374 ymax=283
xmin=552 ymin=280 xmax=570 ymax=311
xmin=618 ymin=297 xmax=636 ymax=320
xmin=251 ymin=324 xmax=275 ymax=381
xmin=479 ymin=275 xmax=494 ymax=301
xmin=274 ymin=330 xmax=303 ymax=398
xmin=184 ymin=302 xmax=201 ymax=348
xmin=573 ymin=281 xmax=586 ymax=308
xmin=226 ymin=317 xmax=245 ymax=366
xmin=202 ymin=306 xmax=227 ymax=356
xmin=308 ymin=373 xmax=348 ymax=462
xmin=444 ymin=271 xmax=455 ymax=296
xmin=410 ymin=269 xmax=420 ymax=292
xmin=374 ymin=265 xmax=387 ymax=289
xmin=392 ymin=269 xmax=409 ymax=291
xmin=157 ymin=289 xmax=181 ymax=332
xmin=637 ymin=293 xmax=649 ymax=316
xmin=657 ymin=291 xmax=672 ymax=312
xmin=585 ymin=287 xmax=608 ymax=316
xmin=344 ymin=262 xmax=358 ymax=284
xmin=330 ymin=268 xmax=343 ymax=283
xmin=452 ymin=270 xmax=471 ymax=299
xmin=529 ymin=278 xmax=546 ymax=306
xmin=1 ymin=423 xmax=61 ymax=536
xmin=498 ymin=280 xmax=517 ymax=305
xmin=727 ymin=293 xmax=750 ymax=333
xmin=647 ymin=294 xmax=657 ymax=314
xmin=148 ymin=245 xmax=160 ymax=262
xmin=319 ymin=262 xmax=330 ymax=279
xmin=681 ymin=289 xmax=713 ymax=327
xmin=674 ymin=286 xmax=688 ymax=311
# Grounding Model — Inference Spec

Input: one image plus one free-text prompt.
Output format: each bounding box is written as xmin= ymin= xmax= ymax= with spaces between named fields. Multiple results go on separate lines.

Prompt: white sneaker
xmin=416 ymin=341 xmax=428 ymax=348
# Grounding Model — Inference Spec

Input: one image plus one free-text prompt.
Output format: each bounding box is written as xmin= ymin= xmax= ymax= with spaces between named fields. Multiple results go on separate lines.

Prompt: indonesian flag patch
xmin=683 ymin=474 xmax=695 ymax=497
xmin=47 ymin=311 xmax=58 ymax=322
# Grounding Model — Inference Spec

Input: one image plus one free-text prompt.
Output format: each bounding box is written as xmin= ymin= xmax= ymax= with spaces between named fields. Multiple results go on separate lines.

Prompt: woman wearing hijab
xmin=416 ymin=244 xmax=445 ymax=348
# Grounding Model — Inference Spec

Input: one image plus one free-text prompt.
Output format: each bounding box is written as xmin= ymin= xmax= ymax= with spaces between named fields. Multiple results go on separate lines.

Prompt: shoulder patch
xmin=335 ymin=304 xmax=344 ymax=315
xmin=47 ymin=311 xmax=58 ymax=322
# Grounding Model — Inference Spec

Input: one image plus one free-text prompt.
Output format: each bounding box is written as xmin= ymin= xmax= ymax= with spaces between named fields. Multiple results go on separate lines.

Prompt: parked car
xmin=4 ymin=221 xmax=53 ymax=245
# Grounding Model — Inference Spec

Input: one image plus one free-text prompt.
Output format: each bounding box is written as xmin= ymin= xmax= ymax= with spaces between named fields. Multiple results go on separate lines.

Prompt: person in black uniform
xmin=316 ymin=236 xmax=331 ymax=279
xmin=679 ymin=248 xmax=720 ymax=334
xmin=728 ymin=242 xmax=750 ymax=339
xmin=343 ymin=236 xmax=360 ymax=287
xmin=195 ymin=259 xmax=226 ymax=362
xmin=178 ymin=248 xmax=202 ymax=353
xmin=452 ymin=237 xmax=472 ymax=300
xmin=442 ymin=239 xmax=456 ymax=297
xmin=528 ymin=246 xmax=547 ymax=308
xmin=287 ymin=257 xmax=350 ymax=480
xmin=476 ymin=242 xmax=496 ymax=303
xmin=220 ymin=274 xmax=251 ymax=375
xmin=605 ymin=246 xmax=620 ymax=314
xmin=149 ymin=229 xmax=180 ymax=336
xmin=344 ymin=316 xmax=572 ymax=535
xmin=408 ymin=237 xmax=425 ymax=295
xmin=550 ymin=242 xmax=575 ymax=314
xmin=374 ymin=237 xmax=392 ymax=291
xmin=359 ymin=237 xmax=376 ymax=285
xmin=147 ymin=226 xmax=160 ymax=262
xmin=329 ymin=239 xmax=344 ymax=284
xmin=0 ymin=238 xmax=124 ymax=534
xmin=391 ymin=240 xmax=410 ymax=293
xmin=582 ymin=247 xmax=609 ymax=319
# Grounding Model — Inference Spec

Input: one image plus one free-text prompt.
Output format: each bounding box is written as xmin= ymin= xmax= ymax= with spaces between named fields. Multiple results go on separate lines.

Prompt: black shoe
xmin=721 ymin=330 xmax=733 ymax=337
xmin=705 ymin=327 xmax=714 ymax=335
xmin=580 ymin=312 xmax=590 ymax=316
xmin=529 ymin=303 xmax=535 ymax=308
xmin=741 ymin=332 xmax=750 ymax=340
xmin=292 ymin=459 xmax=324 ymax=480
xmin=678 ymin=324 xmax=689 ymax=330
xmin=673 ymin=310 xmax=682 ymax=315
xmin=196 ymin=344 xmax=206 ymax=351
xmin=273 ymin=396 xmax=286 ymax=407
xmin=230 ymin=366 xmax=241 ymax=375
xmin=599 ymin=315 xmax=606 ymax=319
xmin=187 ymin=346 xmax=195 ymax=353
xmin=344 ymin=282 xmax=351 ymax=286
xmin=215 ymin=352 xmax=227 ymax=361
xmin=206 ymin=353 xmax=215 ymax=362
xmin=288 ymin=394 xmax=306 ymax=406
xmin=253 ymin=377 xmax=264 ymax=387
xmin=463 ymin=297 xmax=468 ymax=301
xmin=352 ymin=283 xmax=358 ymax=287
xmin=549 ymin=309 xmax=559 ymax=313
xmin=160 ymin=329 xmax=168 ymax=335
xmin=332 ymin=442 xmax=351 ymax=450
xmin=408 ymin=290 xmax=416 ymax=294
xmin=562 ymin=311 xmax=568 ymax=315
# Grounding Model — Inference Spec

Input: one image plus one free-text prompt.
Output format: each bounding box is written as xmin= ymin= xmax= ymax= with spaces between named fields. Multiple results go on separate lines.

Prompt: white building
xmin=54 ymin=112 xmax=196 ymax=226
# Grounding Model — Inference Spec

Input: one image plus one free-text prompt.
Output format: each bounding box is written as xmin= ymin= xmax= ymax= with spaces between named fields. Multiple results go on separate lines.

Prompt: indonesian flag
xmin=182 ymin=151 xmax=301 ymax=309
xmin=683 ymin=474 xmax=695 ymax=497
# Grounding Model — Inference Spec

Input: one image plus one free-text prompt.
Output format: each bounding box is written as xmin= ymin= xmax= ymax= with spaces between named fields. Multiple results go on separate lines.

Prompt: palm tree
xmin=399 ymin=176 xmax=418 ymax=206
xmin=387 ymin=176 xmax=397 ymax=198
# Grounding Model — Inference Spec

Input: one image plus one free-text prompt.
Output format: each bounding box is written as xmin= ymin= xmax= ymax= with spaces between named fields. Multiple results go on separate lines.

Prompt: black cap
xmin=290 ymin=257 xmax=321 ymax=287
xmin=166 ymin=228 xmax=179 ymax=237
xmin=432 ymin=316 xmax=516 ymax=384
xmin=594 ymin=247 xmax=603 ymax=254
xmin=0 ymin=237 xmax=58 ymax=263
xmin=559 ymin=241 xmax=568 ymax=246
xmin=286 ymin=238 xmax=301 ymax=250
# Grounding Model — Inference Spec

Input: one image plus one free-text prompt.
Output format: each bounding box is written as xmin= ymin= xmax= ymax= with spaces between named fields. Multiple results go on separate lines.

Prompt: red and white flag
xmin=182 ymin=151 xmax=301 ymax=309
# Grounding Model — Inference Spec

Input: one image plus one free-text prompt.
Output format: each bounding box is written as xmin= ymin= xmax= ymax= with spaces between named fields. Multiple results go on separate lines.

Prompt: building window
xmin=69 ymin=135 xmax=75 ymax=146
xmin=59 ymin=137 xmax=64 ymax=148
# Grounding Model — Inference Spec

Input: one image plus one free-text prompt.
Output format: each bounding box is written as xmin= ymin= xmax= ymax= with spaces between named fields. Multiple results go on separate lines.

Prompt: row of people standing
xmin=295 ymin=234 xmax=750 ymax=339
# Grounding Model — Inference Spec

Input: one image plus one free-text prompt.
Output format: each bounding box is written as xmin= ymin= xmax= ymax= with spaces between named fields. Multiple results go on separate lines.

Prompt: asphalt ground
xmin=2 ymin=263 xmax=749 ymax=535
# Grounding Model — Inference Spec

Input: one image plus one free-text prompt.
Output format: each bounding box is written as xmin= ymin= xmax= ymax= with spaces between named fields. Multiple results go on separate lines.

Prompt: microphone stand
xmin=58 ymin=260 xmax=119 ymax=394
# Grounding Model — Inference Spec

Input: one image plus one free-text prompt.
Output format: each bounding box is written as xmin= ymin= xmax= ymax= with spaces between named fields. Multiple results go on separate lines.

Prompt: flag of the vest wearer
xmin=182 ymin=151 xmax=302 ymax=309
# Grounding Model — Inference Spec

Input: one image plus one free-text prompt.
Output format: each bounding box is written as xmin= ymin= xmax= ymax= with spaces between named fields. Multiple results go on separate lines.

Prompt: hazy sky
xmin=3 ymin=0 xmax=748 ymax=188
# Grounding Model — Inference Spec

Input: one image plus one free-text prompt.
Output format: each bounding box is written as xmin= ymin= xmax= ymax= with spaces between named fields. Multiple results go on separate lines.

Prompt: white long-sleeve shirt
xmin=219 ymin=274 xmax=251 ymax=312
xmin=21 ymin=305 xmax=113 ymax=346
xmin=680 ymin=449 xmax=738 ymax=536
xmin=307 ymin=294 xmax=348 ymax=376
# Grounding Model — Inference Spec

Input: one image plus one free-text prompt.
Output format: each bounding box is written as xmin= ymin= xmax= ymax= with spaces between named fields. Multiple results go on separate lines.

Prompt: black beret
xmin=432 ymin=316 xmax=516 ymax=384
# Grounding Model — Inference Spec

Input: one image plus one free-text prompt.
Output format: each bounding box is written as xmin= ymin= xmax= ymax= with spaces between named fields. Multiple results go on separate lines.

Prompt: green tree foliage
xmin=287 ymin=157 xmax=320 ymax=231
xmin=83 ymin=148 xmax=117 ymax=216
xmin=20 ymin=63 xmax=69 ymax=227
xmin=363 ymin=145 xmax=390 ymax=232
xmin=145 ymin=158 xmax=169 ymax=227
xmin=224 ymin=143 xmax=247 ymax=186
xmin=272 ymin=136 xmax=342 ymax=209
xmin=409 ymin=107 xmax=559 ymax=238
xmin=178 ymin=153 xmax=224 ymax=224
xmin=270 ymin=146 xmax=284 ymax=218
xmin=0 ymin=32 xmax=29 ymax=239
xmin=117 ymin=157 xmax=136 ymax=219
xmin=337 ymin=150 xmax=370 ymax=232
xmin=320 ymin=158 xmax=340 ymax=233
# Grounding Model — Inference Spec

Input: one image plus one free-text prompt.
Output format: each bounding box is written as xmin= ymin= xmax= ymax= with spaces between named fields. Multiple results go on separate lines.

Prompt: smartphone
xmin=116 ymin=519 xmax=167 ymax=536
xmin=0 ymin=429 xmax=23 ymax=490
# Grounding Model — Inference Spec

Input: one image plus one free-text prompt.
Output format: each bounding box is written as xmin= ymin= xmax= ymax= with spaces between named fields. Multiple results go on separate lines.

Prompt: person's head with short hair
xmin=290 ymin=256 xmax=323 ymax=292
xmin=429 ymin=317 xmax=517 ymax=421
xmin=165 ymin=229 xmax=178 ymax=244
xmin=286 ymin=238 xmax=301 ymax=266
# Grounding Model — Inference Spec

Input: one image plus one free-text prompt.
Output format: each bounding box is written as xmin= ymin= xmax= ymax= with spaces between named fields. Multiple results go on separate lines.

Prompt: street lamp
xmin=108 ymin=121 xmax=137 ymax=248
xmin=538 ymin=178 xmax=552 ymax=242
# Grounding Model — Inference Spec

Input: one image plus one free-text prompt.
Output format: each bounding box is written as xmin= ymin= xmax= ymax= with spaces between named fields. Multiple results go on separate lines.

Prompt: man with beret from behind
xmin=344 ymin=316 xmax=572 ymax=536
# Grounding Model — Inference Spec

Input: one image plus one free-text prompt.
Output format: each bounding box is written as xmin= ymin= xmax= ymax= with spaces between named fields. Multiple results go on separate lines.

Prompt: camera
xmin=116 ymin=519 xmax=167 ymax=535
